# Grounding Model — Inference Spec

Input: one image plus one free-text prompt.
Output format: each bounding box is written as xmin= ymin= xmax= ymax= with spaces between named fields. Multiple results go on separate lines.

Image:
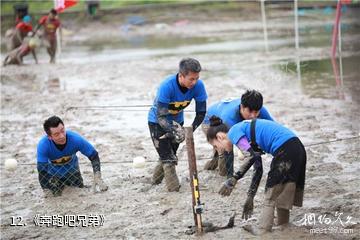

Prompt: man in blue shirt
xmin=148 ymin=58 xmax=207 ymax=192
xmin=202 ymin=90 xmax=274 ymax=178
xmin=37 ymin=116 xmax=108 ymax=196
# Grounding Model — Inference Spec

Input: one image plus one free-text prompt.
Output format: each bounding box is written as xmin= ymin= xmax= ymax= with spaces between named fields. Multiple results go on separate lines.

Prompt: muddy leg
xmin=276 ymin=208 xmax=290 ymax=226
xmin=48 ymin=39 xmax=57 ymax=63
xmin=163 ymin=163 xmax=180 ymax=192
xmin=152 ymin=162 xmax=164 ymax=185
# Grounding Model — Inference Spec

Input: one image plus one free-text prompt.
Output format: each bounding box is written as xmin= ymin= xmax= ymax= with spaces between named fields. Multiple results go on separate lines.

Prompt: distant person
xmin=207 ymin=116 xmax=306 ymax=235
xmin=37 ymin=116 xmax=108 ymax=197
xmin=148 ymin=58 xmax=207 ymax=192
xmin=34 ymin=9 xmax=61 ymax=63
xmin=202 ymin=90 xmax=274 ymax=178
xmin=6 ymin=15 xmax=33 ymax=51
xmin=3 ymin=37 xmax=38 ymax=66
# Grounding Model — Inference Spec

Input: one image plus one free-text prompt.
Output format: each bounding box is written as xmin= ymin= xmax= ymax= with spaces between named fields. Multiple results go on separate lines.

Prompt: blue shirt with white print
xmin=228 ymin=119 xmax=296 ymax=155
xmin=37 ymin=130 xmax=96 ymax=177
xmin=148 ymin=74 xmax=207 ymax=124
xmin=203 ymin=98 xmax=274 ymax=127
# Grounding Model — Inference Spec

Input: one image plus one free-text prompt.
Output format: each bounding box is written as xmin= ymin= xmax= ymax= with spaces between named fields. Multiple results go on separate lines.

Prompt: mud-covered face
xmin=48 ymin=123 xmax=66 ymax=145
xmin=240 ymin=105 xmax=260 ymax=120
xmin=179 ymin=71 xmax=199 ymax=89
xmin=209 ymin=132 xmax=232 ymax=153
xmin=49 ymin=13 xmax=57 ymax=20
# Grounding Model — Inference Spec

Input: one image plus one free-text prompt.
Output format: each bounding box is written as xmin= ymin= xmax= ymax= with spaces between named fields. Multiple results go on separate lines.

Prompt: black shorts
xmin=148 ymin=122 xmax=181 ymax=163
xmin=266 ymin=137 xmax=306 ymax=190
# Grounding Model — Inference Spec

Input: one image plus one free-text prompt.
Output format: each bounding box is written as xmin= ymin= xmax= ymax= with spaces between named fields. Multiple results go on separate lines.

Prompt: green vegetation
xmin=0 ymin=0 xmax=188 ymax=16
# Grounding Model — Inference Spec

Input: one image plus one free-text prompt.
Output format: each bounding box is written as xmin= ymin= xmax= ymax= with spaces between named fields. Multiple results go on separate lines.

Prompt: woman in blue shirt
xmin=206 ymin=116 xmax=306 ymax=235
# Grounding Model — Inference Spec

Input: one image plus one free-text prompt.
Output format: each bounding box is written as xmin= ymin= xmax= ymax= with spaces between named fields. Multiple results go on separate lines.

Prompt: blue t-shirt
xmin=227 ymin=119 xmax=296 ymax=155
xmin=37 ymin=130 xmax=96 ymax=177
xmin=203 ymin=98 xmax=274 ymax=127
xmin=148 ymin=74 xmax=208 ymax=124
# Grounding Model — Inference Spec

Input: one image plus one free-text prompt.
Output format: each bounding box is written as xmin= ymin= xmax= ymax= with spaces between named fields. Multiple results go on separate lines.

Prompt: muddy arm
xmin=14 ymin=29 xmax=23 ymax=43
xmin=233 ymin=149 xmax=261 ymax=180
xmin=192 ymin=101 xmax=206 ymax=131
xmin=247 ymin=158 xmax=263 ymax=198
xmin=88 ymin=151 xmax=101 ymax=174
xmin=156 ymin=102 xmax=173 ymax=133
xmin=3 ymin=55 xmax=10 ymax=66
xmin=33 ymin=24 xmax=41 ymax=35
xmin=37 ymin=162 xmax=51 ymax=190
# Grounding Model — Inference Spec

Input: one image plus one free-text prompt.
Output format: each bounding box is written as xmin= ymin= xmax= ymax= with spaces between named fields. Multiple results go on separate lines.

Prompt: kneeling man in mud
xmin=37 ymin=116 xmax=108 ymax=197
xmin=148 ymin=58 xmax=207 ymax=192
xmin=3 ymin=37 xmax=38 ymax=66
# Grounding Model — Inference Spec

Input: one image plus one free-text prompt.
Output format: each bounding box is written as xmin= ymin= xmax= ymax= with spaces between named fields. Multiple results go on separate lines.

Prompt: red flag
xmin=55 ymin=0 xmax=78 ymax=13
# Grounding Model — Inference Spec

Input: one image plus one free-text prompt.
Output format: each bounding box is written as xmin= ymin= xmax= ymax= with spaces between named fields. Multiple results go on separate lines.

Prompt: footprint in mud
xmin=47 ymin=77 xmax=61 ymax=92
xmin=1 ymin=73 xmax=37 ymax=90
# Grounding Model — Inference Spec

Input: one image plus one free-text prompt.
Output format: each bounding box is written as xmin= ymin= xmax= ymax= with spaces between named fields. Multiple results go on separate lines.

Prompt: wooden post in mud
xmin=185 ymin=127 xmax=203 ymax=233
xmin=260 ymin=0 xmax=269 ymax=53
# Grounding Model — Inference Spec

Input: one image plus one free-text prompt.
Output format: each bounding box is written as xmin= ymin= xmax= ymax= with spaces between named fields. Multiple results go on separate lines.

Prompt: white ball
xmin=4 ymin=158 xmax=18 ymax=171
xmin=133 ymin=156 xmax=146 ymax=168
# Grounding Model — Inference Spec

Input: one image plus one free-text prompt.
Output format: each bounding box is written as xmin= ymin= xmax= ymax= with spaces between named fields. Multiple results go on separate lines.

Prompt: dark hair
xmin=50 ymin=9 xmax=58 ymax=15
xmin=241 ymin=89 xmax=263 ymax=111
xmin=43 ymin=116 xmax=64 ymax=135
xmin=206 ymin=116 xmax=229 ymax=142
xmin=179 ymin=58 xmax=201 ymax=76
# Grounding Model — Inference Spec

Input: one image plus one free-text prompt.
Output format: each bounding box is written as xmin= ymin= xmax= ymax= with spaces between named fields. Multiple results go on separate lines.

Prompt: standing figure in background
xmin=34 ymin=9 xmax=61 ymax=63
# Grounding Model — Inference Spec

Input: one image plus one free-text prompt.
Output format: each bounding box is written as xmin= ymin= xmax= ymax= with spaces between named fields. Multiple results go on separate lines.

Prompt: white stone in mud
xmin=133 ymin=156 xmax=146 ymax=168
xmin=4 ymin=158 xmax=17 ymax=171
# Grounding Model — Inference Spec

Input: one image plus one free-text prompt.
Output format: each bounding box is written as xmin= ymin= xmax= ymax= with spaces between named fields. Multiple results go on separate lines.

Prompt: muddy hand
xmin=170 ymin=121 xmax=185 ymax=143
xmin=242 ymin=196 xmax=254 ymax=220
xmin=49 ymin=176 xmax=62 ymax=196
xmin=218 ymin=177 xmax=237 ymax=196
xmin=159 ymin=132 xmax=171 ymax=139
xmin=159 ymin=121 xmax=185 ymax=144
xmin=93 ymin=172 xmax=108 ymax=193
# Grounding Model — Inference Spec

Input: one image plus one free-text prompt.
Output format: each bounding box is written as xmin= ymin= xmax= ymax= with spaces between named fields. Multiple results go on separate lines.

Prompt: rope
xmin=65 ymin=105 xmax=196 ymax=113
xmin=303 ymin=135 xmax=359 ymax=148
xmin=14 ymin=136 xmax=359 ymax=166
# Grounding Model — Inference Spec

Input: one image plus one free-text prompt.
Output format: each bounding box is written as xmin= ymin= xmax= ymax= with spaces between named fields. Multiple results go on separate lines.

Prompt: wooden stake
xmin=185 ymin=127 xmax=203 ymax=233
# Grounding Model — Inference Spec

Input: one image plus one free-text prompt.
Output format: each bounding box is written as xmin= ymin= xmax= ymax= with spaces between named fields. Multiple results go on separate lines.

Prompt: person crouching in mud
xmin=3 ymin=37 xmax=38 ymax=66
xmin=148 ymin=58 xmax=208 ymax=192
xmin=37 ymin=116 xmax=108 ymax=197
xmin=202 ymin=90 xmax=274 ymax=179
xmin=206 ymin=116 xmax=306 ymax=235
